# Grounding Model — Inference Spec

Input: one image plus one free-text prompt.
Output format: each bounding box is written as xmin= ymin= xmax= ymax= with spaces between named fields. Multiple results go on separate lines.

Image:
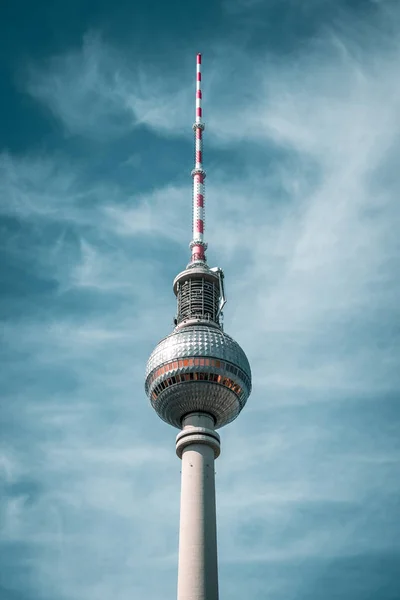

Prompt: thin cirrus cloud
xmin=1 ymin=5 xmax=400 ymax=600
xmin=25 ymin=33 xmax=192 ymax=140
xmin=0 ymin=151 xmax=190 ymax=249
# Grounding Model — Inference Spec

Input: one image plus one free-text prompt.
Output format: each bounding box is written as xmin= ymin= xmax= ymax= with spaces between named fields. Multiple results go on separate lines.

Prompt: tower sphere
xmin=145 ymin=324 xmax=251 ymax=429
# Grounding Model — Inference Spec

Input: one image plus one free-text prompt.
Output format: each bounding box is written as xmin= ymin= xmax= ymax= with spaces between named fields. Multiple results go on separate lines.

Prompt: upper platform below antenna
xmin=173 ymin=264 xmax=223 ymax=329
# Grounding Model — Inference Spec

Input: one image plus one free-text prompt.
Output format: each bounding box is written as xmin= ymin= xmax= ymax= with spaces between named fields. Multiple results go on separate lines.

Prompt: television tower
xmin=145 ymin=53 xmax=252 ymax=600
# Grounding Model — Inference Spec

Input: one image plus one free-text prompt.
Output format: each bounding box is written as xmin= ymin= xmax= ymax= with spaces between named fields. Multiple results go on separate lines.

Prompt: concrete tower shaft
xmin=176 ymin=413 xmax=220 ymax=600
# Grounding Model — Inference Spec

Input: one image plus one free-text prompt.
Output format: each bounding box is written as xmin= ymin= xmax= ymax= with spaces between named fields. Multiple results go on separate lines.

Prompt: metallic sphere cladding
xmin=145 ymin=325 xmax=252 ymax=429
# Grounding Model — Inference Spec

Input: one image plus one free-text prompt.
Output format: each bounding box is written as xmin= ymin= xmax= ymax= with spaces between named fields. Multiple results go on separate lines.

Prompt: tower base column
xmin=176 ymin=413 xmax=220 ymax=600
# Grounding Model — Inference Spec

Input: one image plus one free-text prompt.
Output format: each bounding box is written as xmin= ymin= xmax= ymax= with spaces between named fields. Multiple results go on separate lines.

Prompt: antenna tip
xmin=197 ymin=53 xmax=202 ymax=64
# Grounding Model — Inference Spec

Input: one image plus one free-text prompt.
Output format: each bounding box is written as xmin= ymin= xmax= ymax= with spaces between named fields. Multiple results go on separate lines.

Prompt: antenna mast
xmin=190 ymin=53 xmax=207 ymax=264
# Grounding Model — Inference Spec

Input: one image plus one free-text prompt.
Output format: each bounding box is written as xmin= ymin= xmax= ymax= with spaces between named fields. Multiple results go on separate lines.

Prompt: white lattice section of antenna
xmin=190 ymin=53 xmax=207 ymax=263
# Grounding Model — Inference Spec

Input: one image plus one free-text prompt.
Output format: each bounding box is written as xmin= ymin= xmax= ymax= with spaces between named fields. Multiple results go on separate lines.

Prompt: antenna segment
xmin=190 ymin=53 xmax=207 ymax=264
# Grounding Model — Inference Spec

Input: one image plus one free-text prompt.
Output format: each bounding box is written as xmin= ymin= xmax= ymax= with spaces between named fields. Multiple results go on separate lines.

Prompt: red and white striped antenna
xmin=189 ymin=53 xmax=207 ymax=264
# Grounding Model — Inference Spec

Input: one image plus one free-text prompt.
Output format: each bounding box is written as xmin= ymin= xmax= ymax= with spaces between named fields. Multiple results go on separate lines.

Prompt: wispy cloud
xmin=25 ymin=33 xmax=192 ymax=140
xmin=2 ymin=3 xmax=400 ymax=600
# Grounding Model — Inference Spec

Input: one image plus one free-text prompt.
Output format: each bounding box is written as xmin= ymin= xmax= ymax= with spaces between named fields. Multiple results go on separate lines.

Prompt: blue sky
xmin=1 ymin=0 xmax=400 ymax=599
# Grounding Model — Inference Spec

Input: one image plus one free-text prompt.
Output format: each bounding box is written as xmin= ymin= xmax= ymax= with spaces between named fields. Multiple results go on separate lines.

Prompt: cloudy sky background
xmin=1 ymin=0 xmax=400 ymax=599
